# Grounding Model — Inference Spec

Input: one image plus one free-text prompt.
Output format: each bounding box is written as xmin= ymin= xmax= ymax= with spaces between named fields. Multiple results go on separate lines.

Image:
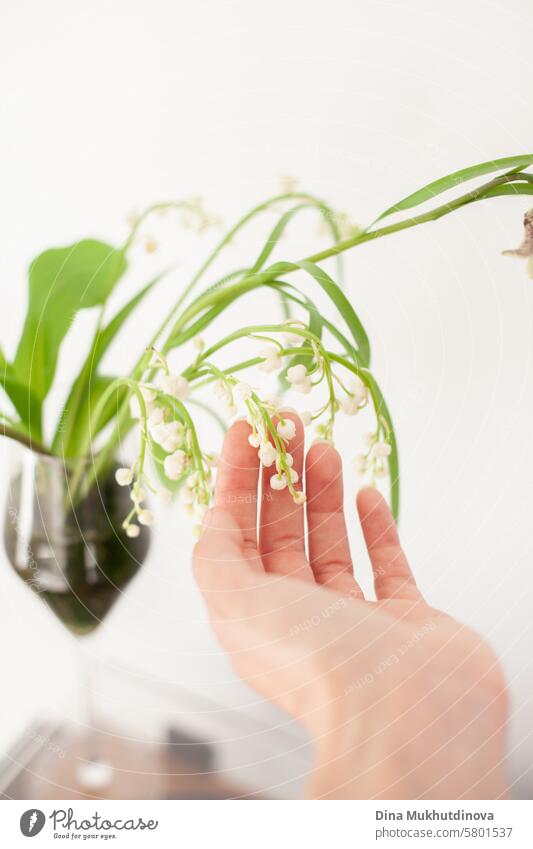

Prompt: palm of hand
xmin=194 ymin=415 xmax=507 ymax=800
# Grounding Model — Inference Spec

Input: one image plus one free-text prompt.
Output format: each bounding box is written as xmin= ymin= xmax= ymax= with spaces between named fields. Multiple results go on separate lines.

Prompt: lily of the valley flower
xmin=148 ymin=406 xmax=166 ymax=427
xmin=162 ymin=421 xmax=187 ymax=453
xmin=282 ymin=452 xmax=294 ymax=468
xmin=371 ymin=441 xmax=392 ymax=459
xmin=270 ymin=472 xmax=288 ymax=490
xmin=213 ymin=379 xmax=231 ymax=401
xmin=287 ymin=364 xmax=313 ymax=394
xmin=159 ymin=373 xmax=190 ymax=400
xmin=258 ymin=441 xmax=277 ymax=467
xmin=150 ymin=420 xmax=186 ymax=453
xmin=270 ymin=467 xmax=299 ymax=491
xmin=354 ymin=433 xmax=392 ymax=484
xmin=277 ymin=418 xmax=296 ymax=441
xmin=234 ymin=382 xmax=253 ymax=401
xmin=292 ymin=377 xmax=313 ymax=395
xmin=115 ymin=467 xmax=134 ymax=486
xmin=164 ymin=449 xmax=187 ymax=480
xmin=259 ymin=346 xmax=282 ymax=373
xmin=339 ymin=375 xmax=368 ymax=416
xmin=286 ymin=364 xmax=307 ymax=384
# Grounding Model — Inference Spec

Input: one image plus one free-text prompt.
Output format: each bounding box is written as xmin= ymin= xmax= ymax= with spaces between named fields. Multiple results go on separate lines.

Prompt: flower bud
xmin=287 ymin=364 xmax=307 ymax=385
xmin=270 ymin=473 xmax=287 ymax=491
xmin=258 ymin=442 xmax=277 ymax=467
xmin=115 ymin=467 xmax=133 ymax=486
xmin=277 ymin=419 xmax=296 ymax=441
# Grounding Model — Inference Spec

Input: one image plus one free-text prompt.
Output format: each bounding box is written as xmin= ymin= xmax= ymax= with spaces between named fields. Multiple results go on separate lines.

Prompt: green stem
xmin=305 ymin=172 xmax=527 ymax=264
xmin=1 ymin=423 xmax=52 ymax=456
xmin=162 ymin=173 xmax=527 ymax=352
xmin=89 ymin=169 xmax=530 ymax=495
xmin=166 ymin=191 xmax=341 ymax=311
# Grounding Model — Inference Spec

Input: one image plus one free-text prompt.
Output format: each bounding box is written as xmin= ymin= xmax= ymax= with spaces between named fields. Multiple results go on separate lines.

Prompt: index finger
xmin=215 ymin=419 xmax=261 ymax=554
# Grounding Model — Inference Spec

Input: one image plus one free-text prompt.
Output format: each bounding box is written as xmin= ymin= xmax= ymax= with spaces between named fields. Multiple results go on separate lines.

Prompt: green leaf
xmin=364 ymin=371 xmax=400 ymax=520
xmin=328 ymin=352 xmax=399 ymax=520
xmin=12 ymin=240 xmax=127 ymax=421
xmin=1 ymin=347 xmax=41 ymax=437
xmin=93 ymin=272 xmax=164 ymax=366
xmin=250 ymin=203 xmax=347 ymax=323
xmin=251 ymin=204 xmax=321 ymax=274
xmin=376 ymin=154 xmax=533 ymax=222
xmin=476 ymin=182 xmax=533 ymax=200
xmin=62 ymin=375 xmax=128 ymax=458
xmin=52 ymin=272 xmax=166 ymax=453
xmin=0 ymin=367 xmax=42 ymax=438
xmin=266 ymin=281 xmax=323 ymax=388
xmin=269 ymin=284 xmax=360 ymax=361
xmin=269 ymin=260 xmax=370 ymax=366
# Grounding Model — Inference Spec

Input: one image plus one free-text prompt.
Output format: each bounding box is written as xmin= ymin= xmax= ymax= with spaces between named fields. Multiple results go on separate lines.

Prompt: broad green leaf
xmin=376 ymin=154 xmax=533 ymax=222
xmin=0 ymin=367 xmax=41 ymax=438
xmin=13 ymin=240 xmax=127 ymax=417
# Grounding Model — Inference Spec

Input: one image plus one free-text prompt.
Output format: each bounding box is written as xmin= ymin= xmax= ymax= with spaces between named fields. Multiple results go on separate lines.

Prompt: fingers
xmin=215 ymin=419 xmax=261 ymax=556
xmin=356 ymin=486 xmax=423 ymax=601
xmin=259 ymin=411 xmax=314 ymax=580
xmin=193 ymin=507 xmax=257 ymax=596
xmin=305 ymin=442 xmax=363 ymax=598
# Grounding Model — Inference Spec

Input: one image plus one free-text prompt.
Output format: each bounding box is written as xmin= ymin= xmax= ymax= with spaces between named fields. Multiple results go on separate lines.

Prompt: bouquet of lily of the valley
xmin=2 ymin=155 xmax=532 ymax=539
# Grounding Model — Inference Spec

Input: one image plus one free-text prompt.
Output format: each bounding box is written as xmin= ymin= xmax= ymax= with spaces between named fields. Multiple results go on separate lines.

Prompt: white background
xmin=1 ymin=0 xmax=532 ymax=798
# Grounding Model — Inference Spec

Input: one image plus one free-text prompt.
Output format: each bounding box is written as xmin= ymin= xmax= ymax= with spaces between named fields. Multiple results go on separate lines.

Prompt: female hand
xmin=193 ymin=414 xmax=509 ymax=799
